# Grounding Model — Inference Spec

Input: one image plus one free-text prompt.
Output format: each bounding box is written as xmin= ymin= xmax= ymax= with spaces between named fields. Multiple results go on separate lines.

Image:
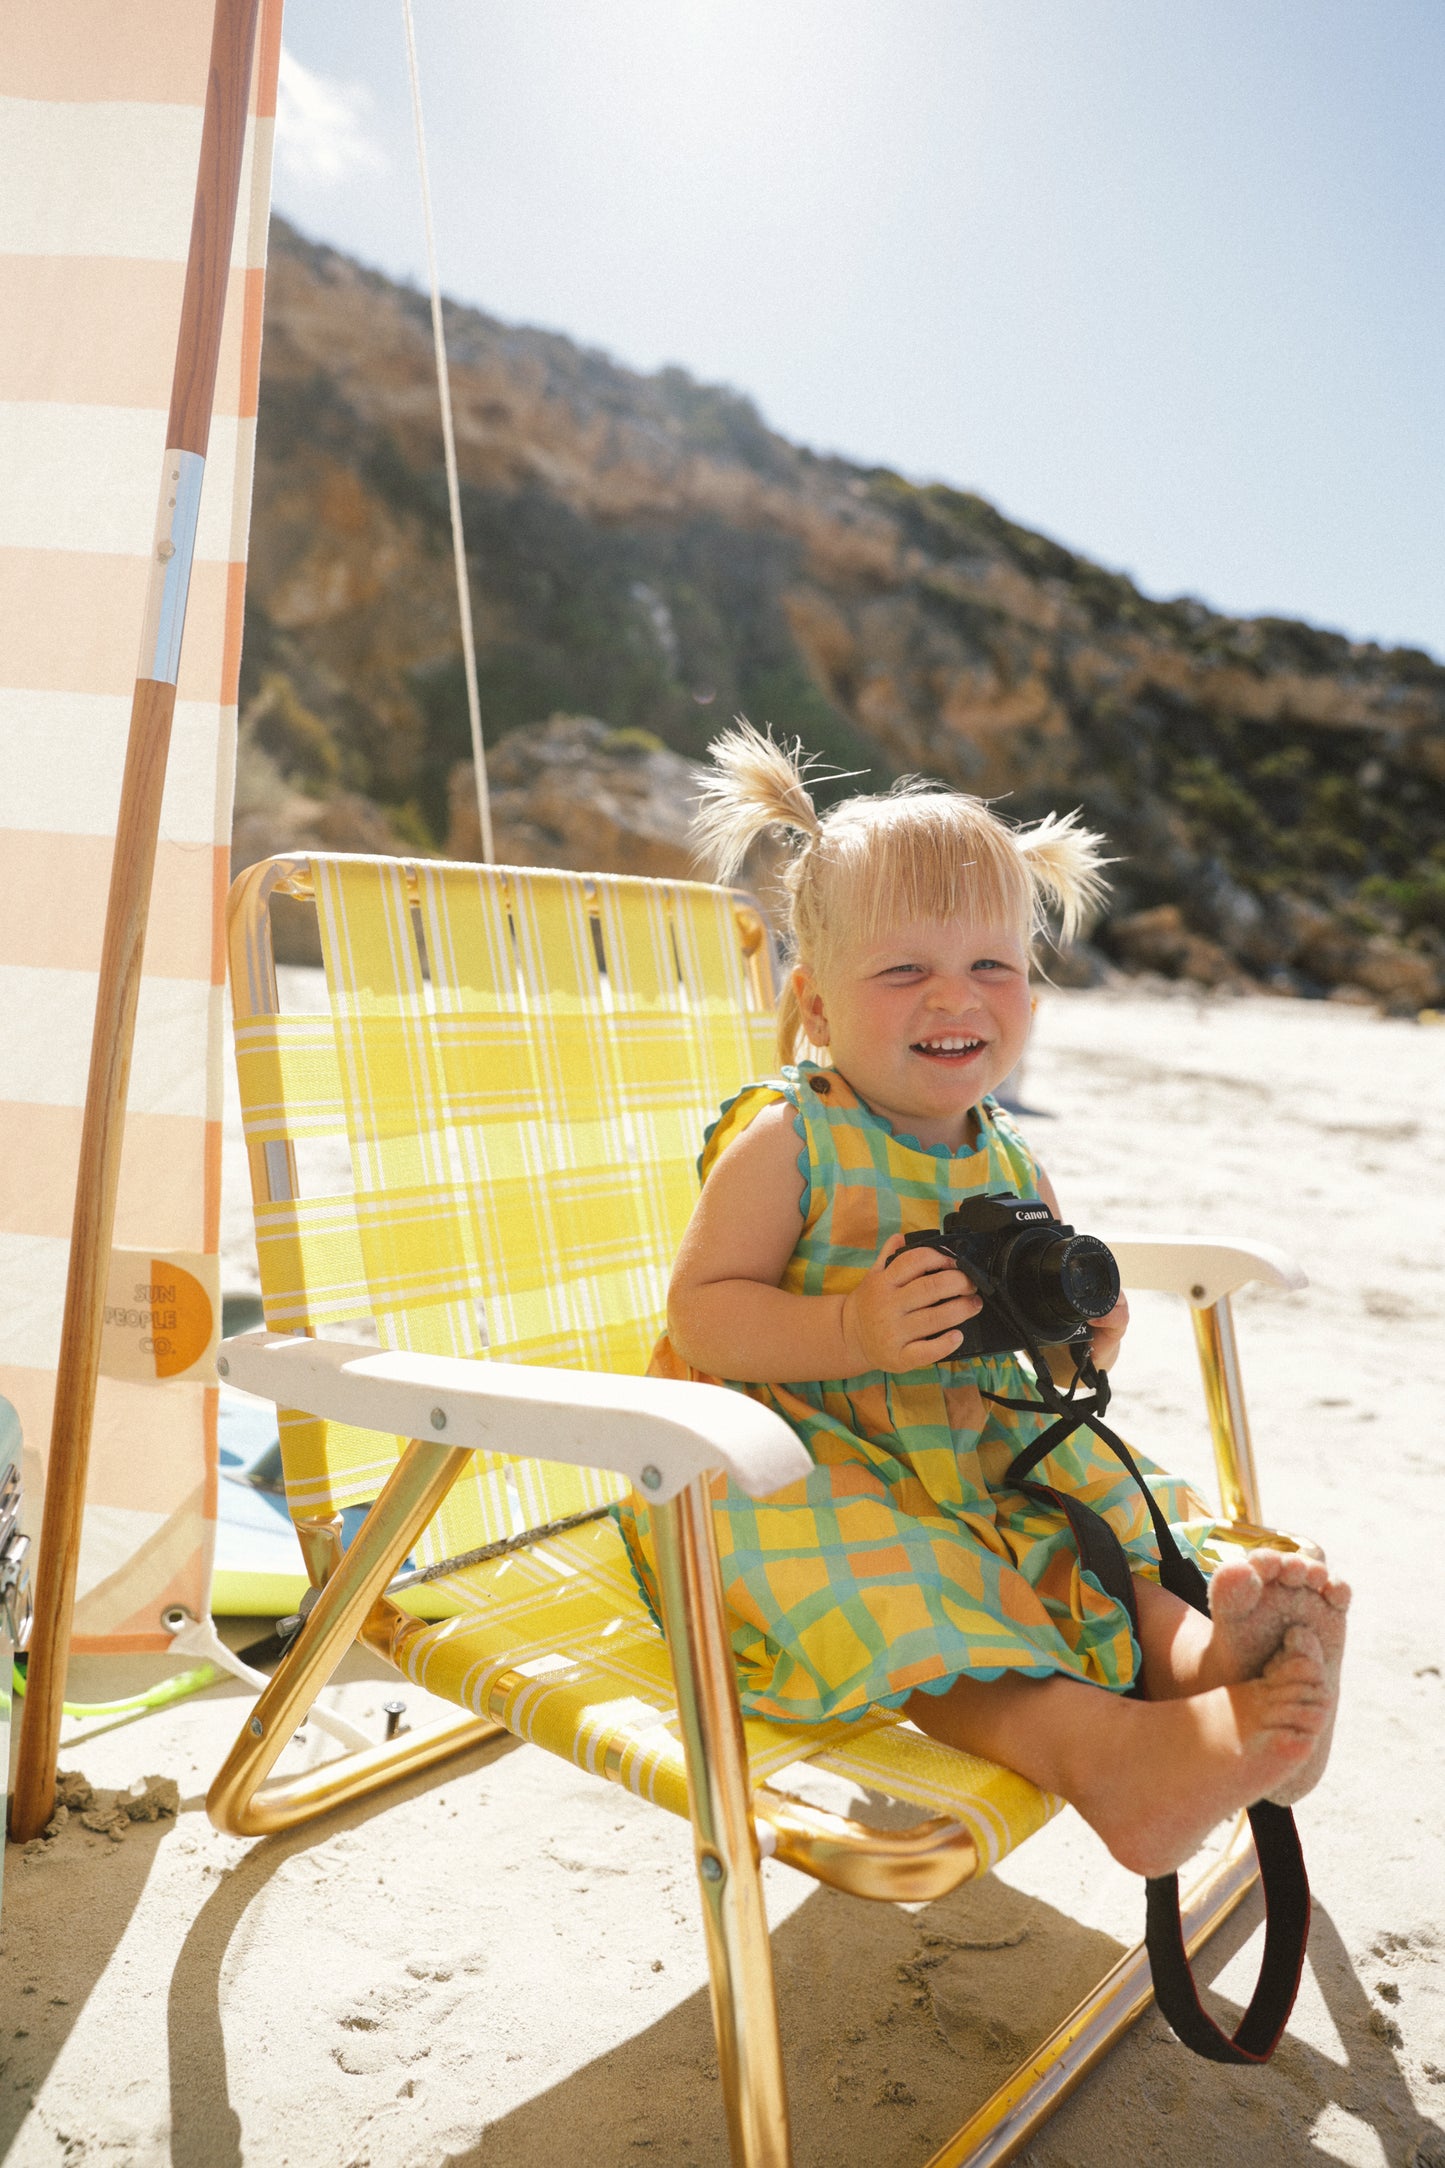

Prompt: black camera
xmin=900 ymin=1193 xmax=1121 ymax=1360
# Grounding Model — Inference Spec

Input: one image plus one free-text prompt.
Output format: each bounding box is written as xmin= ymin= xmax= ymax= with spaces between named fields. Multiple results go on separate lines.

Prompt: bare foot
xmin=1070 ymin=1628 xmax=1332 ymax=1877
xmin=1209 ymin=1548 xmax=1349 ymax=1676
xmin=1264 ymin=1618 xmax=1345 ymax=1807
xmin=1206 ymin=1548 xmax=1348 ymax=1805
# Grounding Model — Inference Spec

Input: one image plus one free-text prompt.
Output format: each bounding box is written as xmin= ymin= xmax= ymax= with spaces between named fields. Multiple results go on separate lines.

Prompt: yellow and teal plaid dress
xmin=619 ymin=1061 xmax=1212 ymax=1726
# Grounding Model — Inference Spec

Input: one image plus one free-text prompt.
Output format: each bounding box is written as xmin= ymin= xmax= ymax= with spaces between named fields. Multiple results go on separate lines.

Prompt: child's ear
xmin=792 ymin=965 xmax=830 ymax=1047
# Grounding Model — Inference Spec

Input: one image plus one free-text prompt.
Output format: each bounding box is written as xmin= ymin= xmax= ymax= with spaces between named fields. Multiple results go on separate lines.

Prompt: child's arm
xmin=668 ymin=1102 xmax=982 ymax=1383
xmin=1036 ymin=1166 xmax=1130 ymax=1373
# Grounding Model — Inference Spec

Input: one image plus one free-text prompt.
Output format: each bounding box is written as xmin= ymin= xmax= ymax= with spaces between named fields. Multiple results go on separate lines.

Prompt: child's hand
xmin=839 ymin=1234 xmax=982 ymax=1374
xmin=1089 ymin=1293 xmax=1130 ymax=1372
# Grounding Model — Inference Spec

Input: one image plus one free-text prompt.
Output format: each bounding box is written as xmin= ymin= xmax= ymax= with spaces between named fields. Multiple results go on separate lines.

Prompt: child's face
xmin=793 ymin=914 xmax=1033 ymax=1149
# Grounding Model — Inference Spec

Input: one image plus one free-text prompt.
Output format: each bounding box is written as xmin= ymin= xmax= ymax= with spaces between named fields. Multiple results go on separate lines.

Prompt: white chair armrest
xmin=216 ymin=1333 xmax=812 ymax=1504
xmin=1100 ymin=1235 xmax=1306 ymax=1307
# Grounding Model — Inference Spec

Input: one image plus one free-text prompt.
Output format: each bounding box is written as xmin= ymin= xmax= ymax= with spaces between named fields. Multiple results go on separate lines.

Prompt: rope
xmin=12 ymin=1657 xmax=220 ymax=1723
xmin=386 ymin=1504 xmax=614 ymax=1591
xmin=401 ymin=0 xmax=495 ymax=863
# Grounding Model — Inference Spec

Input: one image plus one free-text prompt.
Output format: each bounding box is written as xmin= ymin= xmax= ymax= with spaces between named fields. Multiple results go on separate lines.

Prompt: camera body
xmin=899 ymin=1192 xmax=1121 ymax=1360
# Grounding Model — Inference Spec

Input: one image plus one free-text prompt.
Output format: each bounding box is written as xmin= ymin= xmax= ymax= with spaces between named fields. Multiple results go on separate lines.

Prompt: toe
xmin=1264 ymin=1653 xmax=1327 ymax=1695
xmin=1323 ymin=1577 xmax=1352 ymax=1612
xmin=1210 ymin=1558 xmax=1264 ymax=1618
xmin=1277 ymin=1553 xmax=1310 ymax=1588
xmin=1259 ymin=1720 xmax=1320 ymax=1762
xmin=1249 ymin=1549 xmax=1288 ymax=1587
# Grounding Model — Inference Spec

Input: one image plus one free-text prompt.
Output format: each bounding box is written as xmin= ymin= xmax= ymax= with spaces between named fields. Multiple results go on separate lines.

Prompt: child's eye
xmin=973 ymin=957 xmax=1012 ymax=974
xmin=878 ymin=963 xmax=923 ymax=980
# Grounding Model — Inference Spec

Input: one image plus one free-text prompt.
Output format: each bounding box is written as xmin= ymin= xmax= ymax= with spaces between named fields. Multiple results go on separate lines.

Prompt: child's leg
xmin=905 ymin=1625 xmax=1331 ymax=1879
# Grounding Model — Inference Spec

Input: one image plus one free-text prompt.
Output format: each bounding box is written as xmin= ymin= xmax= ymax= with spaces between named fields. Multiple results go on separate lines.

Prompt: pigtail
xmin=691 ymin=719 xmax=822 ymax=882
xmin=1013 ymin=809 xmax=1112 ymax=945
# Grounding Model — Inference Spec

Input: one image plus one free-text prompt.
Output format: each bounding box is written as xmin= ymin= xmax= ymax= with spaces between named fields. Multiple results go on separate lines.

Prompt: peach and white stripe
xmin=0 ymin=0 xmax=283 ymax=1649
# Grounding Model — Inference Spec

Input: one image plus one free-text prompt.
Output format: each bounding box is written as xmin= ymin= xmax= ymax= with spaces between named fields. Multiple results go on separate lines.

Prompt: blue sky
xmin=273 ymin=1 xmax=1445 ymax=658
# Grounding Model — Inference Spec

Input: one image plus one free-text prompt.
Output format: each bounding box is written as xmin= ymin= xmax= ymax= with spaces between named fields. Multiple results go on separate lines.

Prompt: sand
xmin=3 ymin=984 xmax=1444 ymax=2167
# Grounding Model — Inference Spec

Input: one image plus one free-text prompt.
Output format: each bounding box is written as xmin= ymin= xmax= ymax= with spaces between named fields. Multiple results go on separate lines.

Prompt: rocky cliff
xmin=239 ymin=218 xmax=1445 ymax=1008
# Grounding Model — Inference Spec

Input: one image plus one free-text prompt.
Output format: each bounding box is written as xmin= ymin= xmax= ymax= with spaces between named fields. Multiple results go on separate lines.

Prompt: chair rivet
xmin=249 ymin=1716 xmax=264 ymax=1738
xmin=1191 ymin=1283 xmax=1206 ymax=1301
xmin=430 ymin=1407 xmax=448 ymax=1431
xmin=639 ymin=1464 xmax=662 ymax=1492
xmin=216 ymin=1356 xmax=229 ymax=1378
xmin=699 ymin=1853 xmax=724 ymax=1883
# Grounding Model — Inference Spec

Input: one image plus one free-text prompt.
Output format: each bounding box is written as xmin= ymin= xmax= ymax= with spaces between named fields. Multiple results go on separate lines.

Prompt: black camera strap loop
xmin=965 ymin=1280 xmax=1310 ymax=2066
xmin=990 ymin=1370 xmax=1211 ymax=1616
xmin=1145 ymin=1802 xmax=1310 ymax=2064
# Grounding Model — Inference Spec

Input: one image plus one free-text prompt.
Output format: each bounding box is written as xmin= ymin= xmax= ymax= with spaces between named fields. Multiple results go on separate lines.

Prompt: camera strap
xmin=972 ymin=1296 xmax=1309 ymax=2065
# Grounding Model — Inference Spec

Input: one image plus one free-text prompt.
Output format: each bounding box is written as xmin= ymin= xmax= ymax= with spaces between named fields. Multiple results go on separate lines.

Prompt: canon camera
xmin=900 ymin=1193 xmax=1121 ymax=1360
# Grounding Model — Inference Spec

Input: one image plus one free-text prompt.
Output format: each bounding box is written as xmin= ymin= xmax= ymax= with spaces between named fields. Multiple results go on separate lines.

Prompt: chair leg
xmin=208 ymin=1436 xmax=502 ymax=1838
xmin=1192 ymin=1295 xmax=1264 ymax=1525
xmin=921 ymin=1812 xmax=1259 ymax=2168
xmin=652 ymin=1478 xmax=792 ymax=2168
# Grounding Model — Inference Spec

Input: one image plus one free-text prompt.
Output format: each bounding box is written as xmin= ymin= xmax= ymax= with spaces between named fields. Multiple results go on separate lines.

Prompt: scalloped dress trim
xmin=697 ymin=1065 xmax=813 ymax=1222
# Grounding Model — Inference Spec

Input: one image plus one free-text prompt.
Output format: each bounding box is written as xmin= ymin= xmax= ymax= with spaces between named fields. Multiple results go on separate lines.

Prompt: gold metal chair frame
xmin=212 ymin=853 xmax=1315 ymax=2168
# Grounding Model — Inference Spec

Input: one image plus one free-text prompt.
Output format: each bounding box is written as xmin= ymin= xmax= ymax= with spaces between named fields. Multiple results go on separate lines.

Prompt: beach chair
xmin=210 ymin=852 xmax=1311 ymax=2168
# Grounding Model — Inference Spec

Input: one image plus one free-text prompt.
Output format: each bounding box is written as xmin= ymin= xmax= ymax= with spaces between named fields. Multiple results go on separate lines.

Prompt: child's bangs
xmin=819 ymin=797 xmax=1035 ymax=951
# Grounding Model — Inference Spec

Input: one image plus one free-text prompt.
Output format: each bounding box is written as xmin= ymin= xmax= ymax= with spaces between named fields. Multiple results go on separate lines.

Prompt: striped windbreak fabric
xmin=619 ymin=1066 xmax=1216 ymax=1724
xmin=0 ymin=4 xmax=283 ymax=1647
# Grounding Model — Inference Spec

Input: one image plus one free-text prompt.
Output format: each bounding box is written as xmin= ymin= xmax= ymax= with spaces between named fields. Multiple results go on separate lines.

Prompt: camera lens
xmin=1006 ymin=1232 xmax=1120 ymax=1336
xmin=1055 ymin=1236 xmax=1120 ymax=1321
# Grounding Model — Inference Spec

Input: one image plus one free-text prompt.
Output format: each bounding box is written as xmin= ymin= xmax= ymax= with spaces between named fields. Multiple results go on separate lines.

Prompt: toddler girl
xmin=620 ymin=723 xmax=1348 ymax=1878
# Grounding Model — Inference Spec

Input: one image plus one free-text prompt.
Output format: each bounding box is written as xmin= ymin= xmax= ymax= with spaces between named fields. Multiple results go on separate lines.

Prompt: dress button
xmin=809 ymin=1075 xmax=831 ymax=1095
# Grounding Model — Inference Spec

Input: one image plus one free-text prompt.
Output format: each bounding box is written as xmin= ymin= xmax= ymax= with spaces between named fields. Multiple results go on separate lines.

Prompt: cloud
xmin=275 ymin=48 xmax=387 ymax=187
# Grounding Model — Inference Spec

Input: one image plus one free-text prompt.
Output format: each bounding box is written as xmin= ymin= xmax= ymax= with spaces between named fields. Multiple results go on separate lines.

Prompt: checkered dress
xmin=618 ymin=1062 xmax=1213 ymax=1725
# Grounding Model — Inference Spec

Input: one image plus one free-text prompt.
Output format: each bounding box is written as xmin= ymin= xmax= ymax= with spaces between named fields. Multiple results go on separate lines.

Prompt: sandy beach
xmin=2 ymin=983 xmax=1443 ymax=2168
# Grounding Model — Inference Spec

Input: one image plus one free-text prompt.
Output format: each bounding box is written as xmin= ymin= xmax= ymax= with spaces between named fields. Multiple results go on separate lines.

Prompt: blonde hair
xmin=693 ymin=719 xmax=1110 ymax=1064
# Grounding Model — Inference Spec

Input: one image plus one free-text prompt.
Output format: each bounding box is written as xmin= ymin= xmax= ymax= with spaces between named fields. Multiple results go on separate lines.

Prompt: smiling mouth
xmin=911 ymin=1036 xmax=986 ymax=1061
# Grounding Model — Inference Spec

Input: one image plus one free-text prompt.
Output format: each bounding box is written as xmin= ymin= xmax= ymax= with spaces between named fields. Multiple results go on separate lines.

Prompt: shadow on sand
xmin=126 ymin=1755 xmax=1444 ymax=2168
xmin=0 ymin=1808 xmax=172 ymax=2153
xmin=432 ymin=1884 xmax=1443 ymax=2168
xmin=163 ymin=1728 xmax=523 ymax=2168
xmin=8 ymin=1735 xmax=1440 ymax=2168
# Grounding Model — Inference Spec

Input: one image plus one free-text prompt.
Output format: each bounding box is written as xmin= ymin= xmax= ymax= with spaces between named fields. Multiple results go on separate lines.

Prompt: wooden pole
xmin=10 ymin=0 xmax=265 ymax=1843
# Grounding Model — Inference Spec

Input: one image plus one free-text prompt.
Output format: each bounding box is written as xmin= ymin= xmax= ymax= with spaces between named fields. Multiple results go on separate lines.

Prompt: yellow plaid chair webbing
xmin=236 ymin=857 xmax=776 ymax=1546
xmin=398 ymin=1516 xmax=1061 ymax=1871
